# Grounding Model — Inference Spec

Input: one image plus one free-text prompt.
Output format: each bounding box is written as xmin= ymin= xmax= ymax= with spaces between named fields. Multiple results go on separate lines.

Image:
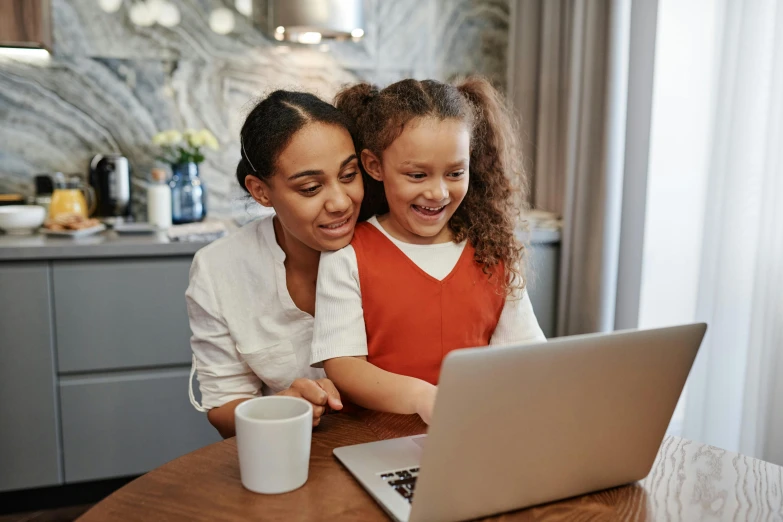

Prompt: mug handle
xmin=82 ymin=186 xmax=97 ymax=216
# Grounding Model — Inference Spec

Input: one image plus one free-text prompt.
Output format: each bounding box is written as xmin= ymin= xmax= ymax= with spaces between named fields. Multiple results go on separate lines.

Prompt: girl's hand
xmin=414 ymin=381 xmax=438 ymax=425
xmin=277 ymin=378 xmax=343 ymax=426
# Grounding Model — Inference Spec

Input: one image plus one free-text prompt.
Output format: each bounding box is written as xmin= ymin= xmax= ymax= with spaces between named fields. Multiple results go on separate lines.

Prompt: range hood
xmin=267 ymin=0 xmax=365 ymax=44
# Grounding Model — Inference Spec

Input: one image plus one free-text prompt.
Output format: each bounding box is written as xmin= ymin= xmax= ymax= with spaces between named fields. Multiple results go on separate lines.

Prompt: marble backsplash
xmin=0 ymin=0 xmax=509 ymax=218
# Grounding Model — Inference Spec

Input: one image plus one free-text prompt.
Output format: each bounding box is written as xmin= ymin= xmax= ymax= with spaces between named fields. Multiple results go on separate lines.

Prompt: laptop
xmin=333 ymin=323 xmax=707 ymax=522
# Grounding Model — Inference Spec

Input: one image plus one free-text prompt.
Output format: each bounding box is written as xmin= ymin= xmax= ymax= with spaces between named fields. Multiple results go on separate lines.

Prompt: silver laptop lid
xmin=409 ymin=323 xmax=706 ymax=522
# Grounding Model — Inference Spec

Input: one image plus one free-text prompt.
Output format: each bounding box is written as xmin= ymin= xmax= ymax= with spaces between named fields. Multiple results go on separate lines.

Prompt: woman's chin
xmin=312 ymin=229 xmax=355 ymax=251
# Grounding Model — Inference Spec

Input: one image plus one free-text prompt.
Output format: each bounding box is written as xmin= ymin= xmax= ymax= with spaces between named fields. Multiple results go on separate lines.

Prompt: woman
xmin=187 ymin=90 xmax=364 ymax=438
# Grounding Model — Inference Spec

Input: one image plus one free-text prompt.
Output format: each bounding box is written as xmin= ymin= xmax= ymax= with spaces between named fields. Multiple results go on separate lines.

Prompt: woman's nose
xmin=324 ymin=186 xmax=352 ymax=214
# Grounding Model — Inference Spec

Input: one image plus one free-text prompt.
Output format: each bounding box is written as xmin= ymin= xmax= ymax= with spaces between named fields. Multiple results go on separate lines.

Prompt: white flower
xmin=152 ymin=129 xmax=182 ymax=147
xmin=198 ymin=129 xmax=219 ymax=150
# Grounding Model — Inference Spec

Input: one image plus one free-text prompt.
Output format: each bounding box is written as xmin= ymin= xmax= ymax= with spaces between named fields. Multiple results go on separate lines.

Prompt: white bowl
xmin=0 ymin=205 xmax=47 ymax=235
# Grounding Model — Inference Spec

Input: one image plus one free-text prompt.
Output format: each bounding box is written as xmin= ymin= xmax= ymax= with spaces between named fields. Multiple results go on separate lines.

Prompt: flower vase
xmin=169 ymin=162 xmax=207 ymax=224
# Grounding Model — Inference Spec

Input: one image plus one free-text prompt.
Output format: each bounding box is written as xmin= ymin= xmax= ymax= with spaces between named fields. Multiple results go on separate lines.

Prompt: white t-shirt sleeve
xmin=490 ymin=286 xmax=547 ymax=346
xmin=186 ymin=253 xmax=262 ymax=410
xmin=310 ymin=245 xmax=368 ymax=367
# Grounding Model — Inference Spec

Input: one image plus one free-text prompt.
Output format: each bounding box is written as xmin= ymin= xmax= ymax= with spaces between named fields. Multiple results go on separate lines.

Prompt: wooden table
xmin=78 ymin=412 xmax=783 ymax=521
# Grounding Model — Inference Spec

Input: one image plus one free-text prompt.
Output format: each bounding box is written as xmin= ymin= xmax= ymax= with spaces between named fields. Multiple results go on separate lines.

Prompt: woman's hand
xmin=414 ymin=381 xmax=438 ymax=425
xmin=277 ymin=378 xmax=343 ymax=426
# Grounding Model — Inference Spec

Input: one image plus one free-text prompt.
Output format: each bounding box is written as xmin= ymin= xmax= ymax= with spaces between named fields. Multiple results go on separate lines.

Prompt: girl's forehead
xmin=384 ymin=118 xmax=470 ymax=161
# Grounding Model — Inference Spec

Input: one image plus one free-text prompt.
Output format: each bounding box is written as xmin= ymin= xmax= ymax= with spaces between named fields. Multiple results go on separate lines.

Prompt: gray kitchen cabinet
xmin=0 ymin=263 xmax=61 ymax=491
xmin=59 ymin=368 xmax=220 ymax=483
xmin=527 ymin=240 xmax=560 ymax=338
xmin=53 ymin=258 xmax=193 ymax=373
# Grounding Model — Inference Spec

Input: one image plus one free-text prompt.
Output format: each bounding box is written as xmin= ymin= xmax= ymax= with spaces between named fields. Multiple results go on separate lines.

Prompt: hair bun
xmin=334 ymin=82 xmax=378 ymax=124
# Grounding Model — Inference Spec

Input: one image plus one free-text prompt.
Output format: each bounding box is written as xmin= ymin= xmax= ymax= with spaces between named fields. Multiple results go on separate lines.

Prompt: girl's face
xmin=363 ymin=117 xmax=470 ymax=244
xmin=247 ymin=122 xmax=363 ymax=252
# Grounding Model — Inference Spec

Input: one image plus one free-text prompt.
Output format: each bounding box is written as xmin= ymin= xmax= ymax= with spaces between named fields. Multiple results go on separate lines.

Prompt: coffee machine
xmin=89 ymin=154 xmax=132 ymax=220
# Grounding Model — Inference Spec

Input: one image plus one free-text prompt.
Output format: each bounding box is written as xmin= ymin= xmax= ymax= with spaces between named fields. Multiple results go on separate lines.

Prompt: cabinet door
xmin=527 ymin=242 xmax=559 ymax=338
xmin=53 ymin=257 xmax=193 ymax=373
xmin=0 ymin=0 xmax=52 ymax=51
xmin=0 ymin=262 xmax=61 ymax=491
xmin=59 ymin=369 xmax=220 ymax=483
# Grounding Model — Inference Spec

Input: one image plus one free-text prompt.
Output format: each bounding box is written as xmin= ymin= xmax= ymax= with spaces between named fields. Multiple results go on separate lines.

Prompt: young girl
xmin=310 ymin=77 xmax=545 ymax=424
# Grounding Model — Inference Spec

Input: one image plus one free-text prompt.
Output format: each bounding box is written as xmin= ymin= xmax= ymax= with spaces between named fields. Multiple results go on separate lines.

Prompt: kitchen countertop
xmin=0 ymin=223 xmax=561 ymax=262
xmin=0 ymin=230 xmax=211 ymax=261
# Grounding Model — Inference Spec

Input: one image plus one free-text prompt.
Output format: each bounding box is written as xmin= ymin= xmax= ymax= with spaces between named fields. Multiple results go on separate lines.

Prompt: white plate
xmin=40 ymin=223 xmax=106 ymax=238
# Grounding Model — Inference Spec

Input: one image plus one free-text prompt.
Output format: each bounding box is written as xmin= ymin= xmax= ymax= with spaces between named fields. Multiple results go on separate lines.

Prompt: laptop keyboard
xmin=379 ymin=467 xmax=420 ymax=503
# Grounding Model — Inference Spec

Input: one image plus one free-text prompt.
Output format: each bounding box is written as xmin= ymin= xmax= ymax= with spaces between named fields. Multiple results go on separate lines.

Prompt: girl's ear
xmin=245 ymin=175 xmax=274 ymax=207
xmin=361 ymin=149 xmax=384 ymax=182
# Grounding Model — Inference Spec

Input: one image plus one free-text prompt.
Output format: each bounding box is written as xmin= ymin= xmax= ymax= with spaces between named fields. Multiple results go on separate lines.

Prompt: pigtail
xmin=454 ymin=76 xmax=528 ymax=294
xmin=334 ymin=83 xmax=378 ymax=144
xmin=334 ymin=83 xmax=388 ymax=221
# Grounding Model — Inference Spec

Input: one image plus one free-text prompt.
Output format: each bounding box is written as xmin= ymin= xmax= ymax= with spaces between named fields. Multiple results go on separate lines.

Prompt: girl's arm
xmin=490 ymin=286 xmax=546 ymax=345
xmin=324 ymin=356 xmax=437 ymax=424
xmin=311 ymin=247 xmax=437 ymax=423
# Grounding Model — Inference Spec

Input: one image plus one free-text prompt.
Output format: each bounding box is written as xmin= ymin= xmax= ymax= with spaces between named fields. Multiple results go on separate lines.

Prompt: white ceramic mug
xmin=235 ymin=396 xmax=313 ymax=494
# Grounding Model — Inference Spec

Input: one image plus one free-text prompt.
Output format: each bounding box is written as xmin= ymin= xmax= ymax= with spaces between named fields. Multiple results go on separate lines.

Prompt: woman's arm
xmin=207 ymin=378 xmax=344 ymax=438
xmin=324 ymin=357 xmax=437 ymax=424
xmin=187 ymin=252 xmax=262 ymax=428
xmin=207 ymin=398 xmax=250 ymax=439
xmin=188 ymin=253 xmax=342 ymax=438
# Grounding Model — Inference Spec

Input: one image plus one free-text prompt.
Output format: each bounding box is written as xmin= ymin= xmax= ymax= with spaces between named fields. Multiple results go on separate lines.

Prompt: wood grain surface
xmin=78 ymin=412 xmax=783 ymax=521
xmin=0 ymin=0 xmax=52 ymax=50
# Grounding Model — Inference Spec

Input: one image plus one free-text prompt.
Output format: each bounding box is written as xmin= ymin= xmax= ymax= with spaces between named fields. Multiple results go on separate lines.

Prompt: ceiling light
xmin=129 ymin=2 xmax=155 ymax=26
xmin=98 ymin=0 xmax=123 ymax=13
xmin=235 ymin=0 xmax=253 ymax=17
xmin=276 ymin=26 xmax=285 ymax=34
xmin=156 ymin=1 xmax=180 ymax=27
xmin=351 ymin=28 xmax=364 ymax=38
xmin=209 ymin=8 xmax=236 ymax=35
xmin=145 ymin=0 xmax=164 ymax=20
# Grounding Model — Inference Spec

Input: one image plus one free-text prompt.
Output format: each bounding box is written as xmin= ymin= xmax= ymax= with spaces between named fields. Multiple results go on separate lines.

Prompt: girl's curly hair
xmin=334 ymin=76 xmax=529 ymax=293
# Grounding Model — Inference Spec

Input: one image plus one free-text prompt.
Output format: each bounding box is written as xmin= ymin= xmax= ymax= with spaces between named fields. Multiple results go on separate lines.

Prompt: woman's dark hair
xmin=334 ymin=77 xmax=529 ymax=293
xmin=236 ymin=90 xmax=356 ymax=192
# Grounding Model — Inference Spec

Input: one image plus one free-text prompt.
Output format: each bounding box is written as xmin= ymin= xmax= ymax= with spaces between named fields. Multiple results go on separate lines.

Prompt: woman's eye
xmin=406 ymin=172 xmax=426 ymax=180
xmin=299 ymin=185 xmax=321 ymax=196
xmin=448 ymin=170 xmax=466 ymax=178
xmin=340 ymin=171 xmax=359 ymax=182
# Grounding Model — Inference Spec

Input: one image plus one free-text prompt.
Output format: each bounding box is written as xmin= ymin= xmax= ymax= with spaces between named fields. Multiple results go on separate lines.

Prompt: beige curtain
xmin=507 ymin=0 xmax=638 ymax=335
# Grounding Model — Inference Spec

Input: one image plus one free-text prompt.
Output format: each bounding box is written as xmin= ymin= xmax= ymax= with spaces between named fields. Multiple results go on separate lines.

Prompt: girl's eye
xmin=340 ymin=171 xmax=359 ymax=182
xmin=448 ymin=170 xmax=466 ymax=178
xmin=299 ymin=184 xmax=321 ymax=196
xmin=406 ymin=172 xmax=426 ymax=180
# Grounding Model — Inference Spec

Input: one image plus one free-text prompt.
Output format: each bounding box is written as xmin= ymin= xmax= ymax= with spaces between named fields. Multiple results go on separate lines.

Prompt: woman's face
xmin=249 ymin=122 xmax=363 ymax=252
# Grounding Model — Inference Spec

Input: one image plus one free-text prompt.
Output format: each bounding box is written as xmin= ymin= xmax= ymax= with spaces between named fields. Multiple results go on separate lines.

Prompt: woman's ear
xmin=361 ymin=150 xmax=384 ymax=182
xmin=245 ymin=175 xmax=273 ymax=208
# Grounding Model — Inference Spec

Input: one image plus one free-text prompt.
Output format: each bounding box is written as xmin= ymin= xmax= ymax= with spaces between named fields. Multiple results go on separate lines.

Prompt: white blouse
xmin=310 ymin=216 xmax=546 ymax=367
xmin=187 ymin=214 xmax=324 ymax=411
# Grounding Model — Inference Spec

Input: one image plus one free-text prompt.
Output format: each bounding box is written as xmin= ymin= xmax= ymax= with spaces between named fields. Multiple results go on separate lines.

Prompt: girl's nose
xmin=424 ymin=179 xmax=448 ymax=202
